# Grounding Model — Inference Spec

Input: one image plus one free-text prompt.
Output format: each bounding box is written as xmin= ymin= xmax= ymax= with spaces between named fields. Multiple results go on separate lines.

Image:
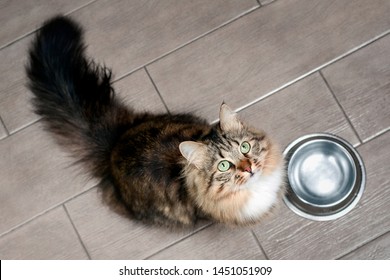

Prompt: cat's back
xmin=108 ymin=112 xmax=211 ymax=226
xmin=111 ymin=112 xmax=210 ymax=186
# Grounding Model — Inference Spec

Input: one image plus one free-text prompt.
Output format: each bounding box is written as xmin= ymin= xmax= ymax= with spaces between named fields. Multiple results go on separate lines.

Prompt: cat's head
xmin=179 ymin=103 xmax=284 ymax=225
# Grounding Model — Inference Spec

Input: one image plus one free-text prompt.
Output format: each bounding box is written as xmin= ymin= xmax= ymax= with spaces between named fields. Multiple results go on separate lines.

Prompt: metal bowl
xmin=283 ymin=133 xmax=365 ymax=221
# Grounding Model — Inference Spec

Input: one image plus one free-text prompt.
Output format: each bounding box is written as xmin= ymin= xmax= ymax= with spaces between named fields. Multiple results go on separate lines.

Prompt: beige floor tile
xmin=239 ymin=73 xmax=359 ymax=148
xmin=252 ymin=131 xmax=390 ymax=259
xmin=0 ymin=121 xmax=7 ymax=140
xmin=71 ymin=0 xmax=257 ymax=77
xmin=149 ymin=224 xmax=265 ymax=260
xmin=114 ymin=68 xmax=167 ymax=113
xmin=0 ymin=36 xmax=38 ymax=134
xmin=147 ymin=0 xmax=390 ymax=121
xmin=341 ymin=231 xmax=390 ymax=260
xmin=322 ymin=35 xmax=390 ymax=142
xmin=0 ymin=122 xmax=95 ymax=235
xmin=65 ymin=188 xmax=209 ymax=259
xmin=0 ymin=207 xmax=88 ymax=260
xmin=0 ymin=0 xmax=94 ymax=48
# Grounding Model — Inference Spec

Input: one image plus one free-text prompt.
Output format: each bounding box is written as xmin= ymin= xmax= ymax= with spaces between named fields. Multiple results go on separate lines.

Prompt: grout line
xmin=363 ymin=126 xmax=390 ymax=143
xmin=64 ymin=0 xmax=98 ymax=17
xmin=6 ymin=118 xmax=41 ymax=137
xmin=336 ymin=229 xmax=390 ymax=259
xmin=0 ymin=0 xmax=98 ymax=51
xmin=0 ymin=185 xmax=97 ymax=239
xmin=233 ymin=29 xmax=390 ymax=116
xmin=63 ymin=204 xmax=92 ymax=260
xmin=0 ymin=31 xmax=36 ymax=51
xmin=360 ymin=127 xmax=390 ymax=146
xmin=319 ymin=71 xmax=363 ymax=144
xmin=144 ymin=67 xmax=171 ymax=114
xmin=0 ymin=209 xmax=56 ymax=239
xmin=251 ymin=230 xmax=270 ymax=260
xmin=112 ymin=5 xmax=261 ymax=82
xmin=0 ymin=115 xmax=10 ymax=138
xmin=144 ymin=222 xmax=213 ymax=260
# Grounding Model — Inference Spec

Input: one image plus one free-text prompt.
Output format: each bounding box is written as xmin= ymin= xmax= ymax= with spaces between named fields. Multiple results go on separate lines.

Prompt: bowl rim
xmin=287 ymin=138 xmax=357 ymax=208
xmin=283 ymin=133 xmax=366 ymax=221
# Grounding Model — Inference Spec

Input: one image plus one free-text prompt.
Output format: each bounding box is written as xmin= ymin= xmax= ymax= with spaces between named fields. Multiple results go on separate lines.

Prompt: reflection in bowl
xmin=283 ymin=133 xmax=365 ymax=221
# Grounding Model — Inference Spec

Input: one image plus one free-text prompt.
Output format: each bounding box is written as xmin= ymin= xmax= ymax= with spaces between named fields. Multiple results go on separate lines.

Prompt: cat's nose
xmin=238 ymin=160 xmax=252 ymax=173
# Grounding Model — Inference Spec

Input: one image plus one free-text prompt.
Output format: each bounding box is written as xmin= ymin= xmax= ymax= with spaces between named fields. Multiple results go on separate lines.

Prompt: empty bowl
xmin=283 ymin=133 xmax=365 ymax=221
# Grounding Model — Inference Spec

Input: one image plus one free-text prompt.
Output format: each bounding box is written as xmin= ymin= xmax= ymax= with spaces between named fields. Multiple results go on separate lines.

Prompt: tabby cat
xmin=26 ymin=16 xmax=284 ymax=227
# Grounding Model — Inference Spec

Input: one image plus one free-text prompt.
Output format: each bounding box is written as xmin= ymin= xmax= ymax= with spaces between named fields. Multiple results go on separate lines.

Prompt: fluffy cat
xmin=26 ymin=16 xmax=285 ymax=227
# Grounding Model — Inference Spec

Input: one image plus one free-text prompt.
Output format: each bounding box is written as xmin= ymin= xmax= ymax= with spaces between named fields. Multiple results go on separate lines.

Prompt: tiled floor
xmin=0 ymin=0 xmax=389 ymax=260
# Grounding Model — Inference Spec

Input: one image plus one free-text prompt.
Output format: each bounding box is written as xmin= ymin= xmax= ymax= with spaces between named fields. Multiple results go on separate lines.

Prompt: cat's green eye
xmin=240 ymin=141 xmax=251 ymax=154
xmin=217 ymin=160 xmax=231 ymax=172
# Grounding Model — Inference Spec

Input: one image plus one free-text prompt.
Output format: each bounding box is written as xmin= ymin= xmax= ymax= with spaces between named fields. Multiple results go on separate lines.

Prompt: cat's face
xmin=206 ymin=128 xmax=271 ymax=196
xmin=180 ymin=104 xmax=284 ymax=224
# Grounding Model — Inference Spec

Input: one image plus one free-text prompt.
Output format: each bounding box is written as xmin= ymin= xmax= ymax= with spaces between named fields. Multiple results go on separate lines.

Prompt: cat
xmin=26 ymin=16 xmax=285 ymax=227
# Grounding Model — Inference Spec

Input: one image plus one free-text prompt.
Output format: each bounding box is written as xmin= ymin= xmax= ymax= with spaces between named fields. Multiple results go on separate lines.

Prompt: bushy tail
xmin=26 ymin=16 xmax=133 ymax=179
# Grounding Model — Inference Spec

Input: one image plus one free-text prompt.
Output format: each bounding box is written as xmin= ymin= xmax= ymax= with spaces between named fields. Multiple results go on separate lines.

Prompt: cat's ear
xmin=179 ymin=141 xmax=207 ymax=169
xmin=219 ymin=103 xmax=243 ymax=132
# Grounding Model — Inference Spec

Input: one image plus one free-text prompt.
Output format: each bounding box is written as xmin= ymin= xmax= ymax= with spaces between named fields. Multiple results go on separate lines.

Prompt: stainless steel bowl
xmin=283 ymin=133 xmax=365 ymax=221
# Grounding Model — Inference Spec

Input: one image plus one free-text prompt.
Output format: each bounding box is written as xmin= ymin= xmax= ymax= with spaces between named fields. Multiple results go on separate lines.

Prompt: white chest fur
xmin=240 ymin=166 xmax=284 ymax=220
